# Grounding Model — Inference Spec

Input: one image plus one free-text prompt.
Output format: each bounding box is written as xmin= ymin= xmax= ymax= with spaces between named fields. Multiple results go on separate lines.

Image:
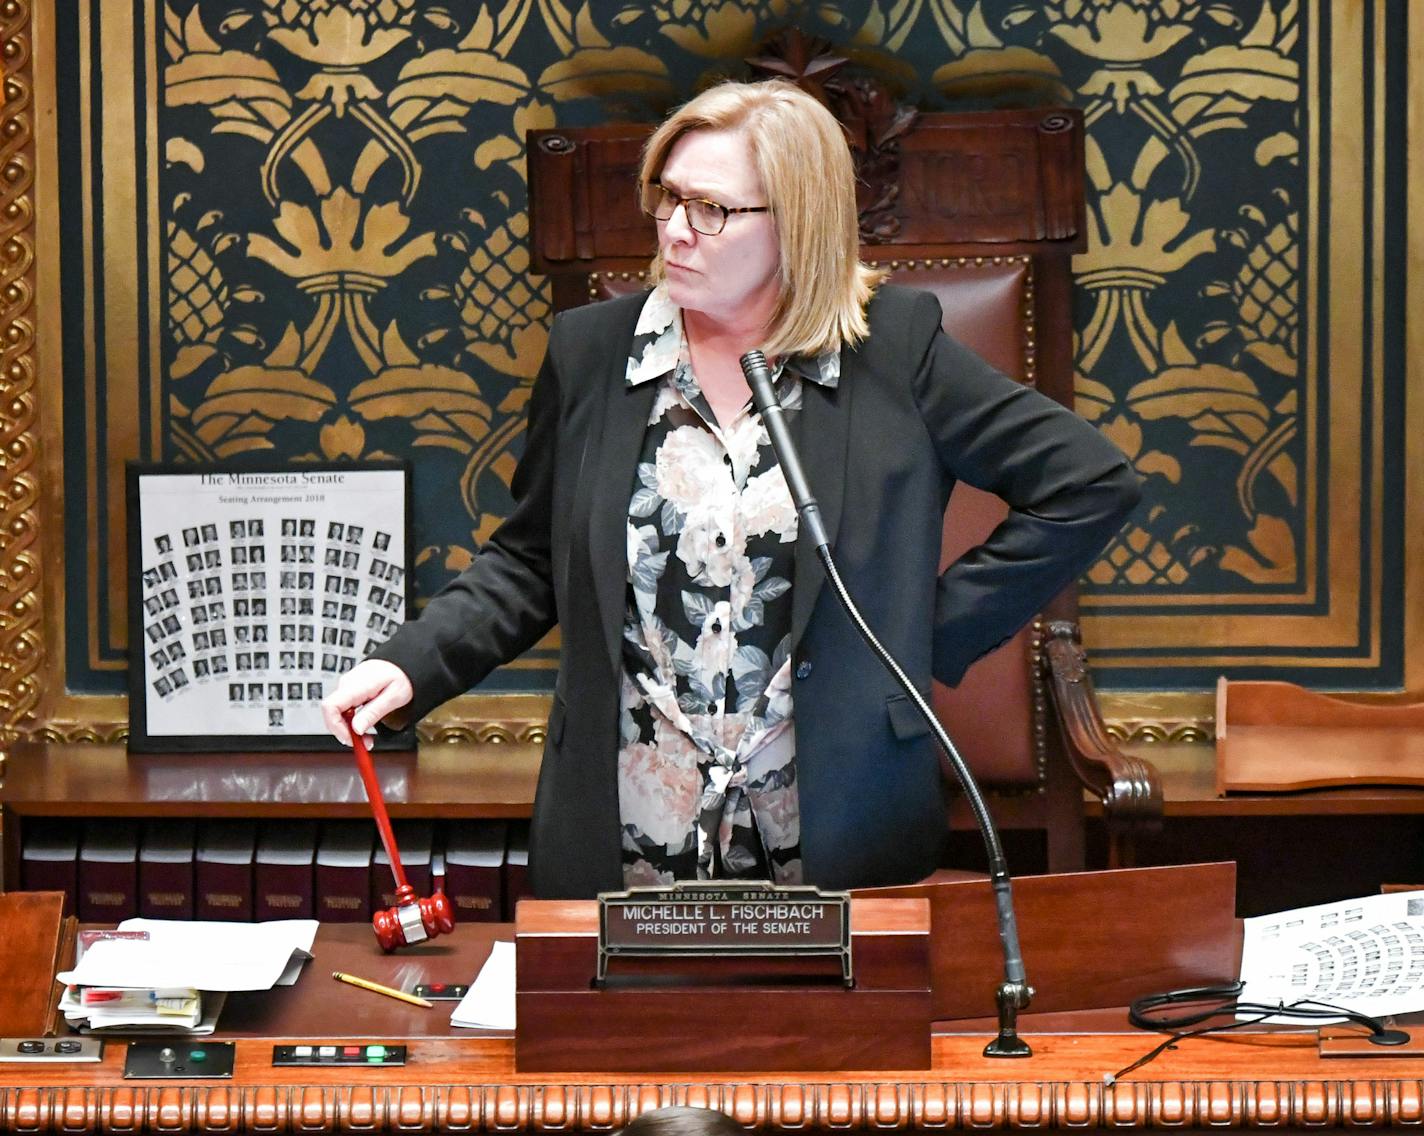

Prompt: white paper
xmin=450 ymin=941 xmax=516 ymax=1030
xmin=57 ymin=918 xmax=317 ymax=992
xmin=275 ymin=949 xmax=309 ymax=986
xmin=1239 ymin=890 xmax=1424 ymax=1020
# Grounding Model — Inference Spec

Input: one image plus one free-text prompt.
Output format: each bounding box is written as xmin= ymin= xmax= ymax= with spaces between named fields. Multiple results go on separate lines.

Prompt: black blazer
xmin=374 ymin=285 xmax=1141 ymax=897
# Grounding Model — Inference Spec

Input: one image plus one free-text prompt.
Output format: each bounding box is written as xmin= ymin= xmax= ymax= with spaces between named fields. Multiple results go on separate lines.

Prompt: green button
xmin=365 ymin=1045 xmax=387 ymax=1059
xmin=188 ymin=1049 xmax=207 ymax=1062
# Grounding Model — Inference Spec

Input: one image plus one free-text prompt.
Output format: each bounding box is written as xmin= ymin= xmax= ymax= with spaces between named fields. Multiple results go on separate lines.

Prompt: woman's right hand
xmin=319 ymin=659 xmax=414 ymax=746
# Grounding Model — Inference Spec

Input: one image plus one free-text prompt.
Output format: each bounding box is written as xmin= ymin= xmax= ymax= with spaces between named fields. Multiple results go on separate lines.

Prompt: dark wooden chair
xmin=524 ymin=99 xmax=1161 ymax=874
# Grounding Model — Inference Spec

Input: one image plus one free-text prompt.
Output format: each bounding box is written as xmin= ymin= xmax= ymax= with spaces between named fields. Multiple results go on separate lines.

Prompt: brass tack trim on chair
xmin=866 ymin=256 xmax=1036 ymax=387
xmin=588 ymin=270 xmax=647 ymax=303
xmin=1030 ymin=617 xmax=1049 ymax=794
xmin=1020 ymin=258 xmax=1037 ymax=386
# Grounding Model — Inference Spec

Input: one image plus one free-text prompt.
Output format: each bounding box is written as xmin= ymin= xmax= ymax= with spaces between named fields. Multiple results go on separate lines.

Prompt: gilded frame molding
xmin=0 ymin=0 xmax=50 ymax=748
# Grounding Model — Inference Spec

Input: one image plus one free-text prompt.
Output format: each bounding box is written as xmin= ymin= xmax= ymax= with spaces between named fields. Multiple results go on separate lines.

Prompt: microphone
xmin=740 ymin=349 xmax=1034 ymax=1058
xmin=740 ymin=351 xmax=830 ymax=551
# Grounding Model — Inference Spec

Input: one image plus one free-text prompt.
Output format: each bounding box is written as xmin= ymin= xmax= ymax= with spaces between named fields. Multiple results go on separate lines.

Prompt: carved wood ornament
xmin=746 ymin=29 xmax=917 ymax=242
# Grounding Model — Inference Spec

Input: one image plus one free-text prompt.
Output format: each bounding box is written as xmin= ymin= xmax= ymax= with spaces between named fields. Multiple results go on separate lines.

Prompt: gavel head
xmin=371 ymin=885 xmax=456 ymax=952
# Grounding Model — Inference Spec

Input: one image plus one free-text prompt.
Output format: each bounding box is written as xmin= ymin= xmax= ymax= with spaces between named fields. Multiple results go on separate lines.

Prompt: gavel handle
xmin=344 ymin=709 xmax=411 ymax=893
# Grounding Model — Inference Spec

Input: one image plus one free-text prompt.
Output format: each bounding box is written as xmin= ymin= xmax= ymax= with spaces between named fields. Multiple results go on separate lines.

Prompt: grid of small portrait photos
xmin=127 ymin=463 xmax=412 ymax=751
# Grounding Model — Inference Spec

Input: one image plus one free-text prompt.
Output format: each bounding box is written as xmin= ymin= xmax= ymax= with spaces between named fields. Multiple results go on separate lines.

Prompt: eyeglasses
xmin=639 ymin=180 xmax=770 ymax=236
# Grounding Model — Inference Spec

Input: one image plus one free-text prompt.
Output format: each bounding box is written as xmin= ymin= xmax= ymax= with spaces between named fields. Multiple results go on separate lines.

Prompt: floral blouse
xmin=616 ymin=286 xmax=839 ymax=887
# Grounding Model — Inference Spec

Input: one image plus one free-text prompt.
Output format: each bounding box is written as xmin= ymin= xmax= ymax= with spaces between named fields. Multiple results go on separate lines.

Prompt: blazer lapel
xmin=790 ymin=369 xmax=852 ymax=652
xmin=588 ymin=376 xmax=657 ymax=678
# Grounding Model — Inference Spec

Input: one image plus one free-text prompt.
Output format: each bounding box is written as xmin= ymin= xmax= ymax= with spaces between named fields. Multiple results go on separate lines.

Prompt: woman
xmin=321 ymin=80 xmax=1141 ymax=897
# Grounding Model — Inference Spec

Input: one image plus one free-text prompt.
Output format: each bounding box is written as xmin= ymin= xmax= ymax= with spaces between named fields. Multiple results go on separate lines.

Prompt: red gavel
xmin=344 ymin=710 xmax=456 ymax=951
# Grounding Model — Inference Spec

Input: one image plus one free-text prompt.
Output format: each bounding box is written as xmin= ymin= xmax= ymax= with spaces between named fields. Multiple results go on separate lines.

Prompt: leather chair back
xmin=896 ymin=259 xmax=1042 ymax=790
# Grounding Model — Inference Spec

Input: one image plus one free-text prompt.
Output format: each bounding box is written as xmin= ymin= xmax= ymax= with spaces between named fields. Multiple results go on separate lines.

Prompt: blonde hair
xmin=639 ymin=80 xmax=886 ymax=358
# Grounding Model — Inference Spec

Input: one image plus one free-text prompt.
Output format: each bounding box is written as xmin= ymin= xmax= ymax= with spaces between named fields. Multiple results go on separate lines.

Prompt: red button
xmin=429 ymin=984 xmax=445 ymax=992
xmin=343 ymin=1045 xmax=361 ymax=1057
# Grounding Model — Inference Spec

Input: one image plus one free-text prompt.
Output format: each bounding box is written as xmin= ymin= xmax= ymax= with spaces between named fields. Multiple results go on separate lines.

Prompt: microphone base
xmin=983 ymin=1034 xmax=1033 ymax=1059
xmin=983 ymin=981 xmax=1034 ymax=1059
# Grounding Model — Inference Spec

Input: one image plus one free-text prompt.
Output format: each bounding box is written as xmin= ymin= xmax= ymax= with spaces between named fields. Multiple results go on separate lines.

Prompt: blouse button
xmin=722 ymin=454 xmax=733 ymax=466
xmin=707 ymin=701 xmax=717 ymax=713
xmin=715 ymin=534 xmax=726 ymax=547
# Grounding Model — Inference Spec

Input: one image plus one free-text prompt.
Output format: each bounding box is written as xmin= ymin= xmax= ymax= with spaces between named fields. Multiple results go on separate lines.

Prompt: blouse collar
xmin=624 ymin=284 xmax=840 ymax=390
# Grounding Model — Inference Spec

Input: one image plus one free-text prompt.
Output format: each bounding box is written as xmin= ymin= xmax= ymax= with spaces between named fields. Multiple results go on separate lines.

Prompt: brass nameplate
xmin=597 ymin=882 xmax=851 ymax=984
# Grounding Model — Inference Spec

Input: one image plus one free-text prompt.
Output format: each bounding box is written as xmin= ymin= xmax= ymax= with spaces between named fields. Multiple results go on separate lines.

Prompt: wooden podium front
xmin=515 ymin=897 xmax=932 ymax=1073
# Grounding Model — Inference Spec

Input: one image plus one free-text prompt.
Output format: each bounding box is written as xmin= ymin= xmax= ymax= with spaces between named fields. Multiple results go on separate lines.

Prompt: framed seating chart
xmin=126 ymin=462 xmax=413 ymax=752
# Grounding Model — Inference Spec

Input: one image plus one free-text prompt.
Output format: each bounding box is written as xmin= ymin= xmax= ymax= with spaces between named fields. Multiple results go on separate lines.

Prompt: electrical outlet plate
xmin=123 ymin=1041 xmax=235 ymax=1079
xmin=0 ymin=1038 xmax=103 ymax=1062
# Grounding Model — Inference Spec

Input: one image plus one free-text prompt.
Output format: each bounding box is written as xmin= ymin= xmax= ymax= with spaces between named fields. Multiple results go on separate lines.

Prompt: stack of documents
xmin=57 ymin=929 xmax=203 ymax=1032
xmin=56 ymin=918 xmax=317 ymax=1035
xmin=59 ymin=980 xmax=208 ymax=1032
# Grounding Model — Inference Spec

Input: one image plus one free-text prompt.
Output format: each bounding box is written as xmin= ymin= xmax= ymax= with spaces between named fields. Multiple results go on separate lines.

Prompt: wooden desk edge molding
xmin=3 ymin=1033 xmax=1424 ymax=1133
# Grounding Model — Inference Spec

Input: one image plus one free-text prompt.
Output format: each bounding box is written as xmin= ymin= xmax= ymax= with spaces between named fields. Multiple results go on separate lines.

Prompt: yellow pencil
xmin=332 ymin=970 xmax=433 ymax=1008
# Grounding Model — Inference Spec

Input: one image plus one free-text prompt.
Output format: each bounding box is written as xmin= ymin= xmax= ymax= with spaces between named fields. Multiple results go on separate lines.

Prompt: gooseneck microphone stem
xmin=744 ymin=354 xmax=830 ymax=552
xmin=741 ymin=349 xmax=1033 ymax=1058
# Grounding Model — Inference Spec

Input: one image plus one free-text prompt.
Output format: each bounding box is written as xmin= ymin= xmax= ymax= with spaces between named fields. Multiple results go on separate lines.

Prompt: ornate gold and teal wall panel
xmin=3 ymin=0 xmax=1421 ymax=740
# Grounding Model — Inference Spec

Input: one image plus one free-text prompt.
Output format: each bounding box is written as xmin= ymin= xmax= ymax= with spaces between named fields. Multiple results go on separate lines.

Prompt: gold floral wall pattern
xmin=1003 ymin=1 xmax=1305 ymax=594
xmin=162 ymin=2 xmax=556 ymax=592
xmin=33 ymin=0 xmax=1409 ymax=715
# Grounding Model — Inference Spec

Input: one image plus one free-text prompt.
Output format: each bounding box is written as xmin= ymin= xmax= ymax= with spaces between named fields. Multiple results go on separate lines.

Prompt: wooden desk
xmin=2 ymin=923 xmax=1422 ymax=1132
xmin=0 ymin=742 xmax=543 ymax=888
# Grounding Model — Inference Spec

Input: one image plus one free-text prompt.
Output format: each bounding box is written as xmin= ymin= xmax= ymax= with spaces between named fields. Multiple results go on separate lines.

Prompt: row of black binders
xmin=20 ymin=818 xmax=529 ymax=924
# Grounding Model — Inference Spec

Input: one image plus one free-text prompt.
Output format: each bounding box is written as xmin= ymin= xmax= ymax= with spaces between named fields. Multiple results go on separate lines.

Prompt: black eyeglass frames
xmin=639 ymin=181 xmax=770 ymax=236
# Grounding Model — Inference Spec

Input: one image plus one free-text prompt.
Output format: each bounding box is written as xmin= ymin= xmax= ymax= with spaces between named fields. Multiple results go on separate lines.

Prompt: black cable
xmin=1108 ymin=1007 xmax=1278 ymax=1084
xmin=1107 ymin=983 xmax=1411 ymax=1084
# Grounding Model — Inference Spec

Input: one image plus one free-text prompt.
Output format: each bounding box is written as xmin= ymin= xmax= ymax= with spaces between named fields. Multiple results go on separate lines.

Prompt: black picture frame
xmin=126 ymin=461 xmax=415 ymax=753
